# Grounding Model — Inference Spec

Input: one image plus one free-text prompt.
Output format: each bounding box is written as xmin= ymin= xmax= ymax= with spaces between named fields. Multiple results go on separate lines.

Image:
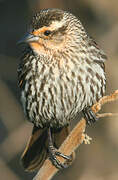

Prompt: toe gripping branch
xmin=82 ymin=107 xmax=98 ymax=125
xmin=47 ymin=107 xmax=98 ymax=169
xmin=48 ymin=128 xmax=72 ymax=169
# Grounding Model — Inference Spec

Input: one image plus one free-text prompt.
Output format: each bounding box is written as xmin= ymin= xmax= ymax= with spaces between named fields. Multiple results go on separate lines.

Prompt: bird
xmin=18 ymin=8 xmax=107 ymax=171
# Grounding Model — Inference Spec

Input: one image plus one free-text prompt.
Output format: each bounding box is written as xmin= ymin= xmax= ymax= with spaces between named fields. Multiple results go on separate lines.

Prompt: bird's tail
xmin=21 ymin=125 xmax=70 ymax=172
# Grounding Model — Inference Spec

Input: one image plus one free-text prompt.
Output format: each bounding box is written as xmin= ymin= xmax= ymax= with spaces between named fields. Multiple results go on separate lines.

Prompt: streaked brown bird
xmin=18 ymin=8 xmax=107 ymax=171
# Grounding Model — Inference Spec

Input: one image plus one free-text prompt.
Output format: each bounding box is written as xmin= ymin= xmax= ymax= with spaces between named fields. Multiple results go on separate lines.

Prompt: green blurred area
xmin=0 ymin=0 xmax=118 ymax=179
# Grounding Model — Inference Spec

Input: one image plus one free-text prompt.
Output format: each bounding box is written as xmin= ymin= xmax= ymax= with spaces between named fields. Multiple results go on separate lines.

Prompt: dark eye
xmin=44 ymin=30 xmax=51 ymax=36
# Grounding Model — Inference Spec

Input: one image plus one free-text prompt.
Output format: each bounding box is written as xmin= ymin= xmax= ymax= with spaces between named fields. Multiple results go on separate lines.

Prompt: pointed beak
xmin=17 ymin=33 xmax=39 ymax=44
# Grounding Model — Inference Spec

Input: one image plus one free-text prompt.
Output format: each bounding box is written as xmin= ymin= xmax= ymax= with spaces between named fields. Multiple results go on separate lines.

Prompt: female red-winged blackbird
xmin=18 ymin=8 xmax=107 ymax=171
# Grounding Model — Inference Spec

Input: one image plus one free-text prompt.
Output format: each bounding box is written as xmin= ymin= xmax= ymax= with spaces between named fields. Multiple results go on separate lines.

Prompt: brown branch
xmin=97 ymin=113 xmax=118 ymax=118
xmin=33 ymin=90 xmax=118 ymax=180
xmin=92 ymin=90 xmax=118 ymax=113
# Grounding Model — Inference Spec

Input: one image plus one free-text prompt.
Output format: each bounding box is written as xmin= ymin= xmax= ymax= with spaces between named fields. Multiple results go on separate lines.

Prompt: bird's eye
xmin=44 ymin=30 xmax=51 ymax=36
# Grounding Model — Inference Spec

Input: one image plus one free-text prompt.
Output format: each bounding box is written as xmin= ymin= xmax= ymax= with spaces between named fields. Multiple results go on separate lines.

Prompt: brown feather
xmin=21 ymin=126 xmax=48 ymax=171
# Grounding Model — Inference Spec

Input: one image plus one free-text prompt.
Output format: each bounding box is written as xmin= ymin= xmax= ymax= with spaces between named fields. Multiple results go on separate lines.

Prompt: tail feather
xmin=21 ymin=126 xmax=48 ymax=172
xmin=21 ymin=126 xmax=70 ymax=172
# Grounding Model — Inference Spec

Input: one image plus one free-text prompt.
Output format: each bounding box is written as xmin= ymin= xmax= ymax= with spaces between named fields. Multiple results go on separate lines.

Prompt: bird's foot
xmin=83 ymin=107 xmax=98 ymax=125
xmin=48 ymin=128 xmax=72 ymax=169
xmin=48 ymin=145 xmax=72 ymax=169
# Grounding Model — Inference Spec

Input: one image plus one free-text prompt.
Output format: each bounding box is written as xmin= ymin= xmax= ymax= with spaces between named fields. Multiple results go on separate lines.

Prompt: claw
xmin=48 ymin=128 xmax=72 ymax=169
xmin=83 ymin=107 xmax=98 ymax=125
xmin=55 ymin=151 xmax=72 ymax=160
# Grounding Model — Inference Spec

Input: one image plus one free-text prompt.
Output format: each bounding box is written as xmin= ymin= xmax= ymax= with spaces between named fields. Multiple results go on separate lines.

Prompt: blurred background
xmin=0 ymin=0 xmax=118 ymax=179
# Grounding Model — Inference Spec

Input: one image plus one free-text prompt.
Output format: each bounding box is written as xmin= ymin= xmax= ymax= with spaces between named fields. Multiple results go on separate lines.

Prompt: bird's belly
xmin=21 ymin=63 xmax=106 ymax=128
xmin=21 ymin=79 xmax=80 ymax=128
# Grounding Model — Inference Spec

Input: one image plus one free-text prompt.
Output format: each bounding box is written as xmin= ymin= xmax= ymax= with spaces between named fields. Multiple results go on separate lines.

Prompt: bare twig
xmin=33 ymin=90 xmax=118 ymax=180
xmin=97 ymin=113 xmax=118 ymax=118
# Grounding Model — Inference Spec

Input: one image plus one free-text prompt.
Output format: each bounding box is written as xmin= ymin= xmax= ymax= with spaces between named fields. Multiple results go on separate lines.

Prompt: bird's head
xmin=19 ymin=9 xmax=86 ymax=56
